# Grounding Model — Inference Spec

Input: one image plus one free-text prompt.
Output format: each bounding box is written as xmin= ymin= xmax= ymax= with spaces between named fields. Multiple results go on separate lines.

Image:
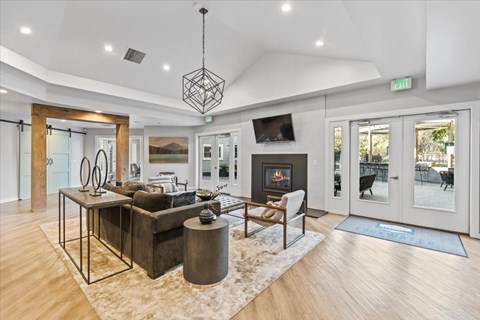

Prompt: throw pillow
xmin=171 ymin=191 xmax=197 ymax=208
xmin=104 ymin=182 xmax=136 ymax=198
xmin=262 ymin=201 xmax=280 ymax=219
xmin=133 ymin=191 xmax=173 ymax=212
xmin=160 ymin=182 xmax=179 ymax=193
xmin=261 ymin=199 xmax=286 ymax=221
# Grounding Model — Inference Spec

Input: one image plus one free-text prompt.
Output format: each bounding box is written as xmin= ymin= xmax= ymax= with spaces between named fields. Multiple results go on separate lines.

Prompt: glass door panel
xmin=350 ymin=118 xmax=401 ymax=222
xmin=403 ymin=111 xmax=469 ymax=233
xmin=358 ymin=123 xmax=389 ymax=202
xmin=200 ymin=136 xmax=213 ymax=183
xmin=413 ymin=118 xmax=455 ymax=211
xmin=333 ymin=127 xmax=342 ymax=198
xmin=216 ymin=134 xmax=230 ymax=193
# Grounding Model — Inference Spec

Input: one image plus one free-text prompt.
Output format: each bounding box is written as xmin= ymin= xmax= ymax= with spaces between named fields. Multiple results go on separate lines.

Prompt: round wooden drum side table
xmin=183 ymin=216 xmax=229 ymax=285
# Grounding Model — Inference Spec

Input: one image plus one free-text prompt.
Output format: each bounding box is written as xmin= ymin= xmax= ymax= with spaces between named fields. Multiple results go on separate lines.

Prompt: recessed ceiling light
xmin=163 ymin=64 xmax=171 ymax=71
xmin=0 ymin=88 xmax=8 ymax=94
xmin=315 ymin=40 xmax=324 ymax=47
xmin=281 ymin=3 xmax=292 ymax=12
xmin=95 ymin=110 xmax=103 ymax=113
xmin=104 ymin=44 xmax=113 ymax=52
xmin=20 ymin=26 xmax=32 ymax=35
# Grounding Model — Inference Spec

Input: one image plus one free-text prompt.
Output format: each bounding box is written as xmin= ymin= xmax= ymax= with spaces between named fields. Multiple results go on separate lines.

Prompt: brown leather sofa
xmin=97 ymin=187 xmax=220 ymax=279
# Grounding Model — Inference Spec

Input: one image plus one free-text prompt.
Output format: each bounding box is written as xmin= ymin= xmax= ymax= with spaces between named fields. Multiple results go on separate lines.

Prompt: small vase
xmin=199 ymin=203 xmax=215 ymax=224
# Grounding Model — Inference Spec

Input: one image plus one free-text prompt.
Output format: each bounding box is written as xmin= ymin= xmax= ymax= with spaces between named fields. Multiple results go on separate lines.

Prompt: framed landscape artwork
xmin=149 ymin=137 xmax=189 ymax=163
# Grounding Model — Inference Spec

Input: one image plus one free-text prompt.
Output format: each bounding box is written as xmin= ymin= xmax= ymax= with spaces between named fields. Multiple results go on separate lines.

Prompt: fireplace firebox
xmin=263 ymin=163 xmax=292 ymax=193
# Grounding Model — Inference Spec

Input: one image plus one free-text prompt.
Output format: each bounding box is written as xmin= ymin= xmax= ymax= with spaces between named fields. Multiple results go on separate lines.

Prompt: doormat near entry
xmin=335 ymin=216 xmax=468 ymax=257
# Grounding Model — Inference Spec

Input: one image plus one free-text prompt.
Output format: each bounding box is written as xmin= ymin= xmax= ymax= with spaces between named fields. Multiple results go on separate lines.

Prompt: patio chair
xmin=244 ymin=190 xmax=306 ymax=249
xmin=439 ymin=171 xmax=454 ymax=191
xmin=359 ymin=174 xmax=376 ymax=198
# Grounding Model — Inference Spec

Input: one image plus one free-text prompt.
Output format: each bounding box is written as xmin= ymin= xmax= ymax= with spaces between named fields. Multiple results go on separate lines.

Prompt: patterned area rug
xmin=40 ymin=214 xmax=324 ymax=319
xmin=336 ymin=216 xmax=468 ymax=257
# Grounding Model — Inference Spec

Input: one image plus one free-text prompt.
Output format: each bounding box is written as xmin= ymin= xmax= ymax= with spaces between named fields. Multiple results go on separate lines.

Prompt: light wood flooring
xmin=1 ymin=195 xmax=479 ymax=319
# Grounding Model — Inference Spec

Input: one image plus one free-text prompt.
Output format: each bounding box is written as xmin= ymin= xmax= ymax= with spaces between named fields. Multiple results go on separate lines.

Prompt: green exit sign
xmin=204 ymin=115 xmax=213 ymax=123
xmin=391 ymin=77 xmax=412 ymax=91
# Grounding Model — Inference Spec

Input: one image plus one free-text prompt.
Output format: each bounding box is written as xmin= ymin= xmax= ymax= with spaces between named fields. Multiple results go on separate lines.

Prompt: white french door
xmin=199 ymin=132 xmax=240 ymax=195
xmin=350 ymin=111 xmax=470 ymax=233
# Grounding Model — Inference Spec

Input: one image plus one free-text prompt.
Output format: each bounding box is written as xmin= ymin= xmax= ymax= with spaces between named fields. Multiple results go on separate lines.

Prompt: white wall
xmin=196 ymin=96 xmax=326 ymax=210
xmin=143 ymin=126 xmax=195 ymax=185
xmin=0 ymin=121 xmax=19 ymax=203
xmin=326 ymin=77 xmax=480 ymax=118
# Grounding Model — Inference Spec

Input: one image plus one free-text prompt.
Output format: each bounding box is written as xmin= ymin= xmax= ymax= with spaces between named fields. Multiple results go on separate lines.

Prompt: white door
xmin=349 ymin=111 xmax=470 ymax=233
xmin=47 ymin=130 xmax=70 ymax=194
xmin=199 ymin=132 xmax=240 ymax=194
xmin=402 ymin=111 xmax=469 ymax=233
xmin=350 ymin=118 xmax=402 ymax=221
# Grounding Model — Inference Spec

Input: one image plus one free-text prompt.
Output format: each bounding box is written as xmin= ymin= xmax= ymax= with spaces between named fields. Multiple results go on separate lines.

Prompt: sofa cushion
xmin=104 ymin=182 xmax=136 ymax=198
xmin=123 ymin=181 xmax=148 ymax=192
xmin=171 ymin=191 xmax=197 ymax=208
xmin=159 ymin=182 xmax=179 ymax=193
xmin=133 ymin=191 xmax=173 ymax=212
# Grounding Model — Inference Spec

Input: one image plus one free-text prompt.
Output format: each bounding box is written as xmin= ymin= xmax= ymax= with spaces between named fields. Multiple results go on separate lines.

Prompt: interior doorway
xmin=349 ymin=110 xmax=470 ymax=233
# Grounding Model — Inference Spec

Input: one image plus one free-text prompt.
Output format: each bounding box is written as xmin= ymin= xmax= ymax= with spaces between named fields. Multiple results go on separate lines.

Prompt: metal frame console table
xmin=58 ymin=187 xmax=133 ymax=285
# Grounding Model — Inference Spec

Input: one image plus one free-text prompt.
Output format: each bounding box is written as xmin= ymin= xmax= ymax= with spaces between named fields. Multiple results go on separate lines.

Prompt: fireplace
xmin=252 ymin=154 xmax=307 ymax=204
xmin=263 ymin=163 xmax=292 ymax=193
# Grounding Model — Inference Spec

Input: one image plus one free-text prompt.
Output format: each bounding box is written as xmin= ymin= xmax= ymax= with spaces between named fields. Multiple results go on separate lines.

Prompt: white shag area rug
xmin=40 ymin=210 xmax=324 ymax=320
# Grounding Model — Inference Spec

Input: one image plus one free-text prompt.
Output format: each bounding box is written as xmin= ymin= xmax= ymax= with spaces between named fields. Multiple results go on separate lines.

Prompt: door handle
xmin=390 ymin=176 xmax=399 ymax=180
xmin=50 ymin=158 xmax=53 ymax=165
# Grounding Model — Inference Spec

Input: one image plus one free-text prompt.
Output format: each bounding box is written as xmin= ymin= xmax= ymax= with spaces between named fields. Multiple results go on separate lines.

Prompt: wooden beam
xmin=116 ymin=123 xmax=129 ymax=183
xmin=31 ymin=112 xmax=47 ymax=212
xmin=30 ymin=103 xmax=129 ymax=211
xmin=32 ymin=104 xmax=129 ymax=124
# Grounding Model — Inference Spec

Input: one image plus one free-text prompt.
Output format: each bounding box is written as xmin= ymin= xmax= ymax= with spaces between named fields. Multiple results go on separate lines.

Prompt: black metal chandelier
xmin=183 ymin=8 xmax=225 ymax=114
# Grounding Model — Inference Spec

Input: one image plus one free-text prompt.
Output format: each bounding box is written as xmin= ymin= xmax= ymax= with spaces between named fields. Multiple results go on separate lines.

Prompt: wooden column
xmin=116 ymin=123 xmax=129 ymax=184
xmin=31 ymin=112 xmax=47 ymax=212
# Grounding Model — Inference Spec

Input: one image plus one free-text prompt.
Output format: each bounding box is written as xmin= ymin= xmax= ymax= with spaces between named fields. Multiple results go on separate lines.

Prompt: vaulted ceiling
xmin=1 ymin=1 xmax=479 ymax=126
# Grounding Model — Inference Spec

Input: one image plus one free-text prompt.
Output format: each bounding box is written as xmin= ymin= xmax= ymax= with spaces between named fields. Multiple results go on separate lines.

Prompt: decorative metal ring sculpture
xmin=94 ymin=149 xmax=108 ymax=193
xmin=78 ymin=156 xmax=91 ymax=192
xmin=90 ymin=165 xmax=102 ymax=197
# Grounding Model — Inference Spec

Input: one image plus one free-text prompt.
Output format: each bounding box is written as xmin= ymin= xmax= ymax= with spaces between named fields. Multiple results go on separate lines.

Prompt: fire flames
xmin=271 ymin=170 xmax=289 ymax=182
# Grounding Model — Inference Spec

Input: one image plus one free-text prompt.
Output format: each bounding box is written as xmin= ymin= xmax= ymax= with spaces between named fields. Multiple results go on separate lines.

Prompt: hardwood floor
xmin=1 ymin=195 xmax=479 ymax=319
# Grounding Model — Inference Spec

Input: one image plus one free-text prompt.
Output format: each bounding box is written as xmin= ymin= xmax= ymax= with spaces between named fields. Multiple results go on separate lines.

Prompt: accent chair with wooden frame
xmin=244 ymin=190 xmax=306 ymax=249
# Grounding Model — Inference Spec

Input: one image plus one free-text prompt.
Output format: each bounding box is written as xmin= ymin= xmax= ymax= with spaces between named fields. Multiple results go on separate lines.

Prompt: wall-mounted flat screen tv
xmin=252 ymin=113 xmax=295 ymax=143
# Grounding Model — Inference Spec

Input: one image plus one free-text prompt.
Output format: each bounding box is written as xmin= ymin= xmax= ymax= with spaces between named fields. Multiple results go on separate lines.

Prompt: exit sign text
xmin=391 ymin=77 xmax=412 ymax=91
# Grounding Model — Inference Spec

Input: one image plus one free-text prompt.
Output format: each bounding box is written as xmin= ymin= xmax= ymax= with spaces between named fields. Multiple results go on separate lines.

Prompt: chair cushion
xmin=171 ymin=191 xmax=197 ymax=208
xmin=284 ymin=190 xmax=305 ymax=220
xmin=148 ymin=176 xmax=173 ymax=184
xmin=133 ymin=191 xmax=173 ymax=212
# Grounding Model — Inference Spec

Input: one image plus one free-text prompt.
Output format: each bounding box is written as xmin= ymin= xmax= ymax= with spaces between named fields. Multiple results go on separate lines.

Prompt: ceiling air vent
xmin=123 ymin=48 xmax=146 ymax=64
